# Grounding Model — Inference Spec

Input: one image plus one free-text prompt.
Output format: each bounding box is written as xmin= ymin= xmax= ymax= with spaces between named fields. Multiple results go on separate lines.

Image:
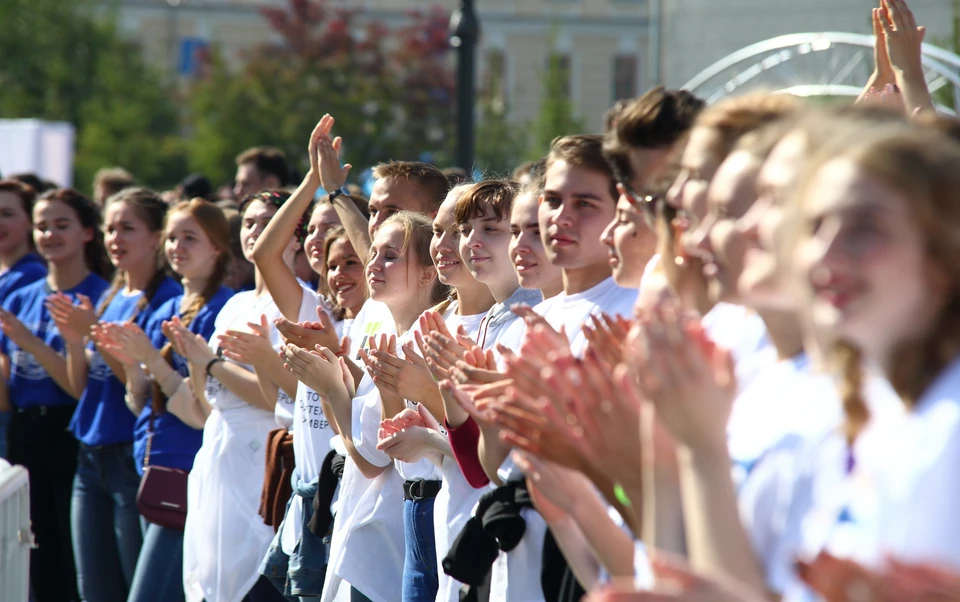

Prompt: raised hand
xmin=169 ymin=320 xmax=216 ymax=367
xmin=280 ymin=343 xmax=347 ymax=401
xmin=93 ymin=322 xmax=156 ymax=365
xmin=879 ymin=0 xmax=925 ymax=77
xmin=45 ymin=293 xmax=96 ymax=345
xmin=314 ymin=114 xmax=352 ymax=192
xmin=274 ymin=306 xmax=341 ymax=355
xmin=583 ymin=313 xmax=633 ymax=369
xmin=0 ymin=309 xmax=37 ymax=348
xmin=360 ymin=337 xmax=438 ymax=402
xmin=218 ymin=314 xmax=276 ymax=367
xmin=450 ymin=345 xmax=505 ymax=385
xmin=630 ymin=301 xmax=735 ymax=454
xmin=871 ymin=2 xmax=895 ymax=84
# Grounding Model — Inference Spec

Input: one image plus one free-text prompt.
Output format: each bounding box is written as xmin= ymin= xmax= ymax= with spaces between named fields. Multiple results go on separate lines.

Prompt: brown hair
xmin=96 ymin=188 xmax=169 ymax=320
xmin=453 ymin=180 xmax=521 ymax=225
xmin=93 ymin=167 xmax=135 ymax=202
xmin=603 ymin=87 xmax=706 ymax=184
xmin=545 ymin=135 xmax=619 ymax=202
xmin=378 ymin=211 xmax=449 ymax=305
xmin=235 ymin=146 xmax=290 ymax=187
xmin=0 ymin=179 xmax=38 ymax=216
xmin=915 ymin=112 xmax=960 ymax=146
xmin=153 ymin=198 xmax=231 ymax=413
xmin=320 ymin=226 xmax=368 ymax=321
xmin=693 ymin=93 xmax=803 ymax=165
xmin=37 ymin=188 xmax=113 ymax=280
xmin=371 ymin=161 xmax=449 ymax=214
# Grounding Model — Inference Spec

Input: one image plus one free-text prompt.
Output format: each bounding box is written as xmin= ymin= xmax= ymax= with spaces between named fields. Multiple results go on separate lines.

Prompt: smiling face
xmin=666 ymin=126 xmax=723 ymax=243
xmin=794 ymin=158 xmax=939 ymax=361
xmin=600 ymin=192 xmax=657 ymax=288
xmin=687 ymin=151 xmax=761 ymax=305
xmin=509 ymin=190 xmax=562 ymax=292
xmin=0 ymin=191 xmax=31 ymax=257
xmin=240 ymin=199 xmax=278 ymax=263
xmin=164 ymin=211 xmax=220 ymax=281
xmin=738 ymin=131 xmax=807 ymax=310
xmin=430 ymin=193 xmax=472 ymax=288
xmin=104 ymin=202 xmax=161 ymax=273
xmin=326 ymin=236 xmax=366 ymax=317
xmin=366 ymin=222 xmax=423 ymax=306
xmin=33 ymin=199 xmax=93 ymax=265
xmin=305 ymin=203 xmax=342 ymax=274
xmin=538 ymin=160 xmax=617 ymax=272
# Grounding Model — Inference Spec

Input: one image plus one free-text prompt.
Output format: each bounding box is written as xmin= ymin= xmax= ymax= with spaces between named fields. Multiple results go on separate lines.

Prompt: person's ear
xmin=420 ymin=265 xmax=438 ymax=288
xmin=82 ymin=227 xmax=94 ymax=244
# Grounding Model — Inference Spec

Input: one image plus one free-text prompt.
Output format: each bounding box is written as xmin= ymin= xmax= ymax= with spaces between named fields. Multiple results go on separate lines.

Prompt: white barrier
xmin=0 ymin=459 xmax=32 ymax=602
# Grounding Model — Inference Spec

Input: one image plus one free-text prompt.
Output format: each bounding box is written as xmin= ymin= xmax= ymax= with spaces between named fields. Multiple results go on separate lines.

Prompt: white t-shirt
xmin=395 ymin=301 xmax=486 ymax=482
xmin=280 ymin=287 xmax=343 ymax=555
xmin=769 ymin=372 xmax=904 ymax=600
xmin=322 ymin=300 xmax=404 ymax=602
xmin=184 ymin=290 xmax=286 ymax=602
xmin=701 ymin=302 xmax=773 ymax=392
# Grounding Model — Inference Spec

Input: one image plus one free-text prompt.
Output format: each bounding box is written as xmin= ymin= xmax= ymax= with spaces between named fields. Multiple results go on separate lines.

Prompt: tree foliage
xmin=186 ymin=0 xmax=458 ymax=185
xmin=0 ymin=0 xmax=184 ymax=191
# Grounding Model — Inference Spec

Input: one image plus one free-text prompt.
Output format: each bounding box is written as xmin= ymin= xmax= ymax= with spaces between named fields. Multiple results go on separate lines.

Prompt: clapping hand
xmin=275 ymin=306 xmax=342 ymax=355
xmin=45 ymin=293 xmax=96 ymax=345
xmin=218 ymin=314 xmax=276 ymax=367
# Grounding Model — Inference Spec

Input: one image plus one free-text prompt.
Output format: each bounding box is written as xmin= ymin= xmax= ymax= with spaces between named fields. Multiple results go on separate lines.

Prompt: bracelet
xmin=613 ymin=483 xmax=632 ymax=508
xmin=205 ymin=357 xmax=224 ymax=378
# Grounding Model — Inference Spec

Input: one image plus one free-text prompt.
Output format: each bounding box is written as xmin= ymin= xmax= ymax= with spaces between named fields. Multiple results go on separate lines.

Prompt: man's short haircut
xmin=371 ymin=161 xmax=449 ymax=213
xmin=545 ymin=135 xmax=619 ymax=202
xmin=441 ymin=167 xmax=471 ymax=187
xmin=453 ymin=180 xmax=521 ymax=225
xmin=10 ymin=173 xmax=56 ymax=193
xmin=235 ymin=146 xmax=291 ymax=186
xmin=603 ymin=87 xmax=706 ymax=184
xmin=93 ymin=167 xmax=135 ymax=198
xmin=511 ymin=159 xmax=546 ymax=183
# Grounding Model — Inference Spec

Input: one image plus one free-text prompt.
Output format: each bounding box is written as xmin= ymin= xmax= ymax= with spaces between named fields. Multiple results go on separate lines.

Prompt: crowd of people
xmin=1 ymin=1 xmax=960 ymax=601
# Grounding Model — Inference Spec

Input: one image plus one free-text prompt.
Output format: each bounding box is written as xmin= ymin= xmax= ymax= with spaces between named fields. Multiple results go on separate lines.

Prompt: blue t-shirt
xmin=132 ymin=286 xmax=234 ymax=474
xmin=69 ymin=277 xmax=182 ymax=446
xmin=0 ymin=254 xmax=47 ymax=304
xmin=0 ymin=274 xmax=110 ymax=409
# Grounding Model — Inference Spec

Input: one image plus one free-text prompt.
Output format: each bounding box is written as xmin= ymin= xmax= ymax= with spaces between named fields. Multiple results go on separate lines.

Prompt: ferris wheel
xmin=682 ymin=32 xmax=960 ymax=115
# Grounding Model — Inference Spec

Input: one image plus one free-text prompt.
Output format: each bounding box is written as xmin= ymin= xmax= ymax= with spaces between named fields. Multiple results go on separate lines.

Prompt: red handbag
xmin=136 ymin=414 xmax=189 ymax=530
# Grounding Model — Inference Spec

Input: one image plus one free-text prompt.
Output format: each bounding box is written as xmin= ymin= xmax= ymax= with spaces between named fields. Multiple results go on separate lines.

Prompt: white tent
xmin=0 ymin=120 xmax=75 ymax=187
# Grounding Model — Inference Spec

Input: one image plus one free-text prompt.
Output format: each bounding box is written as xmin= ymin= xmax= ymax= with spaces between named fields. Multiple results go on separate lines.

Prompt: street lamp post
xmin=450 ymin=0 xmax=480 ymax=172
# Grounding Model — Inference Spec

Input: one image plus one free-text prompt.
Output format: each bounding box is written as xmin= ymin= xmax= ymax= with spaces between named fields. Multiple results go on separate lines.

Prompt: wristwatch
xmin=329 ymin=187 xmax=350 ymax=200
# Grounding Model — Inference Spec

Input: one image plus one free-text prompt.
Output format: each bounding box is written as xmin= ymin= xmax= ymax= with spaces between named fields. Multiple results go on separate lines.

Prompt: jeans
xmin=71 ymin=442 xmax=144 ymax=602
xmin=402 ymin=497 xmax=439 ymax=602
xmin=0 ymin=409 xmax=10 ymax=458
xmin=7 ymin=407 xmax=79 ymax=602
xmin=127 ymin=520 xmax=185 ymax=602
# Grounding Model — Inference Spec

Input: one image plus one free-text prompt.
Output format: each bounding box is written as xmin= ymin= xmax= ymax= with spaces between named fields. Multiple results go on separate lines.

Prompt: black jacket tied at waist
xmin=442 ymin=480 xmax=534 ymax=596
xmin=442 ymin=479 xmax=586 ymax=602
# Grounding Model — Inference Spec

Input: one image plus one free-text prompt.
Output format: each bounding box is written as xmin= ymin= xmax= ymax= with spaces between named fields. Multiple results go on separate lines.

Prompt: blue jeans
xmin=402 ymin=497 xmax=439 ymax=602
xmin=71 ymin=443 xmax=144 ymax=602
xmin=127 ymin=520 xmax=184 ymax=602
xmin=0 ymin=410 xmax=9 ymax=458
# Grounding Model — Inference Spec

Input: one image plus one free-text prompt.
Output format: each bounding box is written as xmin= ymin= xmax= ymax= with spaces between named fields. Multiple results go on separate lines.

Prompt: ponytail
xmin=832 ymin=340 xmax=869 ymax=445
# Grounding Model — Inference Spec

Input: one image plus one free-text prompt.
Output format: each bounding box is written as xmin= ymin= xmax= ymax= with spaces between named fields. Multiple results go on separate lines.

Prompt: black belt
xmin=403 ymin=479 xmax=442 ymax=501
xmin=14 ymin=405 xmax=74 ymax=419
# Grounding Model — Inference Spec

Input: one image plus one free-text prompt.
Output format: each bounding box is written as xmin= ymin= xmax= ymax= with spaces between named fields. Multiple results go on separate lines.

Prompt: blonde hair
xmin=788 ymin=124 xmax=960 ymax=440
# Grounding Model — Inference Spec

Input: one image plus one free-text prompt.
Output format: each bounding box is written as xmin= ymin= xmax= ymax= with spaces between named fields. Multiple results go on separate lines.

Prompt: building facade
xmin=110 ymin=0 xmax=956 ymax=131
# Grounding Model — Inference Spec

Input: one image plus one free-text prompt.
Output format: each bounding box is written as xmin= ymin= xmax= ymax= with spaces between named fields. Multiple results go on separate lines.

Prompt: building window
xmin=613 ymin=54 xmax=638 ymax=101
xmin=484 ymin=49 xmax=507 ymax=102
xmin=546 ymin=53 xmax=572 ymax=97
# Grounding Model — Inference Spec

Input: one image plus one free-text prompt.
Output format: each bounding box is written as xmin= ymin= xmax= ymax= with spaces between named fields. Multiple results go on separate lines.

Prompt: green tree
xmin=930 ymin=0 xmax=960 ymax=111
xmin=186 ymin=0 xmax=458 ymax=185
xmin=474 ymin=83 xmax=529 ymax=176
xmin=0 ymin=0 xmax=185 ymax=191
xmin=528 ymin=37 xmax=586 ymax=160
